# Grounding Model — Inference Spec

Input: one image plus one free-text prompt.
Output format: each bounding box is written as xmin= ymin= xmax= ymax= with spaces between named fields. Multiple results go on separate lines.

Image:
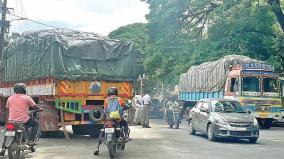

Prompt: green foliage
xmin=143 ymin=0 xmax=284 ymax=87
xmin=110 ymin=0 xmax=284 ymax=90
xmin=108 ymin=23 xmax=151 ymax=53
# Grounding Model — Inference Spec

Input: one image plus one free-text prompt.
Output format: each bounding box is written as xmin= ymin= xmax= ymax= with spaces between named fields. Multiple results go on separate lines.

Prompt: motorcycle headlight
xmin=253 ymin=118 xmax=259 ymax=127
xmin=214 ymin=116 xmax=227 ymax=126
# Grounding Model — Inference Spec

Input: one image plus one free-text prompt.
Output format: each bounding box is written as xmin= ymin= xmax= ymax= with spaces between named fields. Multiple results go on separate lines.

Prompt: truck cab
xmin=224 ymin=63 xmax=282 ymax=128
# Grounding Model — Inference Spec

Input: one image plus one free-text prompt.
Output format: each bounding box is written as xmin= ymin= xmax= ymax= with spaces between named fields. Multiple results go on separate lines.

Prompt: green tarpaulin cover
xmin=1 ymin=29 xmax=140 ymax=82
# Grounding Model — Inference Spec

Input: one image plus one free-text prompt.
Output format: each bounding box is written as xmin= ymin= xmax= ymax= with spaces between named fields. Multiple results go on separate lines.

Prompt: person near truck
xmin=0 ymin=83 xmax=43 ymax=157
xmin=104 ymin=87 xmax=129 ymax=139
xmin=142 ymin=90 xmax=151 ymax=128
xmin=94 ymin=87 xmax=130 ymax=156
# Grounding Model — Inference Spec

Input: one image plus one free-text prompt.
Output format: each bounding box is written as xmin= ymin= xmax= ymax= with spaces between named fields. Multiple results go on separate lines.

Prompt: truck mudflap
xmin=40 ymin=104 xmax=59 ymax=132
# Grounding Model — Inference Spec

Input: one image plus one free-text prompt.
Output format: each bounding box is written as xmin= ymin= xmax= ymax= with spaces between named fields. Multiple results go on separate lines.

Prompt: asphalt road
xmin=1 ymin=119 xmax=284 ymax=159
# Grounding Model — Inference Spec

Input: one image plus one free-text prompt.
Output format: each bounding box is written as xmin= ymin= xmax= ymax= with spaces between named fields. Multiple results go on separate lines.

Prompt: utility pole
xmin=138 ymin=73 xmax=147 ymax=95
xmin=0 ymin=0 xmax=8 ymax=60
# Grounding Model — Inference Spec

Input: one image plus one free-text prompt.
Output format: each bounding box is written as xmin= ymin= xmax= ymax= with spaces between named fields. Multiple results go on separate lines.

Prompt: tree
xmin=175 ymin=0 xmax=284 ymax=69
xmin=143 ymin=0 xmax=284 ymax=83
xmin=108 ymin=23 xmax=151 ymax=54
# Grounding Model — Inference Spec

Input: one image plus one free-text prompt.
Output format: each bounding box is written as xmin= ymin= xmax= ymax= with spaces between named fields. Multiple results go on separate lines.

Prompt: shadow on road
xmin=193 ymin=133 xmax=261 ymax=145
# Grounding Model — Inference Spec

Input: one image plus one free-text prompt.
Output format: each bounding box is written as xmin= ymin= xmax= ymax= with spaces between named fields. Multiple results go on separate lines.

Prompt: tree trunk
xmin=268 ymin=0 xmax=284 ymax=31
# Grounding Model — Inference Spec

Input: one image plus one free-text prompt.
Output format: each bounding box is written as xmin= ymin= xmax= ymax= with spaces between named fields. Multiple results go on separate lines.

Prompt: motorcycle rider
xmin=0 ymin=83 xmax=42 ymax=157
xmin=94 ymin=87 xmax=130 ymax=156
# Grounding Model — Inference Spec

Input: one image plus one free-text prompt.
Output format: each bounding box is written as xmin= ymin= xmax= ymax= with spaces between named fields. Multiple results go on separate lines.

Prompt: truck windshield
xmin=242 ymin=77 xmax=260 ymax=92
xmin=263 ymin=78 xmax=279 ymax=93
xmin=211 ymin=100 xmax=245 ymax=113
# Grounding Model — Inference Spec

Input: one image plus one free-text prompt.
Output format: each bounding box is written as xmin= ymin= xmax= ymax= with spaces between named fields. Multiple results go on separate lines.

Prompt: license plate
xmin=107 ymin=134 xmax=113 ymax=141
xmin=231 ymin=127 xmax=247 ymax=131
xmin=105 ymin=128 xmax=114 ymax=133
xmin=4 ymin=131 xmax=15 ymax=137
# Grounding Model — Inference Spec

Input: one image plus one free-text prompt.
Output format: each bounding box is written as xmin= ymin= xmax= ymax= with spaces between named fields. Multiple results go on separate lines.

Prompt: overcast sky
xmin=7 ymin=0 xmax=149 ymax=36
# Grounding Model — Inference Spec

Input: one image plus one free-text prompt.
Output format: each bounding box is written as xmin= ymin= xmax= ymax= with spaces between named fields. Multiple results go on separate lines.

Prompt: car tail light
xmin=6 ymin=123 xmax=15 ymax=131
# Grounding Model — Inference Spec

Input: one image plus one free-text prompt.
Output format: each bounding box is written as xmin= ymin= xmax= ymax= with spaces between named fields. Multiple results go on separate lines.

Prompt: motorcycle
xmin=1 ymin=109 xmax=41 ymax=159
xmin=167 ymin=105 xmax=182 ymax=129
xmin=94 ymin=112 xmax=130 ymax=158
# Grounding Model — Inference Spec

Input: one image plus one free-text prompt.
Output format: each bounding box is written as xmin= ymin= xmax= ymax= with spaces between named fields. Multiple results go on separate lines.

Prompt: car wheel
xmin=189 ymin=120 xmax=196 ymax=135
xmin=207 ymin=124 xmax=216 ymax=142
xmin=249 ymin=138 xmax=258 ymax=144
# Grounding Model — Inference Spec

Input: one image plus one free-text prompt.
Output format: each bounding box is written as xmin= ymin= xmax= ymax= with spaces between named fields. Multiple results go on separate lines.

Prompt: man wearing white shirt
xmin=142 ymin=90 xmax=151 ymax=128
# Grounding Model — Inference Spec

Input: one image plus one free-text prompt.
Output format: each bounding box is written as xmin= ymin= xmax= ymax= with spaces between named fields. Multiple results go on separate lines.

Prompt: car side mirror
xmin=200 ymin=107 xmax=208 ymax=113
xmin=247 ymin=110 xmax=251 ymax=114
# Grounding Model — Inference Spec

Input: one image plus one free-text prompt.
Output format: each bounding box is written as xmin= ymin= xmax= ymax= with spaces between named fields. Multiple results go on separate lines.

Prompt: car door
xmin=190 ymin=101 xmax=203 ymax=131
xmin=194 ymin=101 xmax=204 ymax=131
xmin=199 ymin=101 xmax=210 ymax=133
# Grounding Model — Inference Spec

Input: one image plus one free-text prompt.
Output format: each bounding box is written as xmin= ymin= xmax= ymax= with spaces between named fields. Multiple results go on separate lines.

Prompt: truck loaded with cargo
xmin=179 ymin=55 xmax=282 ymax=129
xmin=0 ymin=29 xmax=140 ymax=137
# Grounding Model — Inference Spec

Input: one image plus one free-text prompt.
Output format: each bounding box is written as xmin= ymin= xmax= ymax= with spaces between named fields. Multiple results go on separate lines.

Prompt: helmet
xmin=107 ymin=87 xmax=118 ymax=96
xmin=13 ymin=83 xmax=27 ymax=94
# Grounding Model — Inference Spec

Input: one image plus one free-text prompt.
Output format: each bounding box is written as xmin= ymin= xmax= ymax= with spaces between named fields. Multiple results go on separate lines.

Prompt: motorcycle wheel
xmin=108 ymin=140 xmax=117 ymax=158
xmin=174 ymin=114 xmax=180 ymax=129
xmin=167 ymin=111 xmax=174 ymax=128
xmin=8 ymin=141 xmax=22 ymax=159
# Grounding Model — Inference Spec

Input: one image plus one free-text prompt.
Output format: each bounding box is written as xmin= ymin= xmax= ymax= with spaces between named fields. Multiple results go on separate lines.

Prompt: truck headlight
xmin=253 ymin=118 xmax=259 ymax=127
xmin=214 ymin=116 xmax=227 ymax=126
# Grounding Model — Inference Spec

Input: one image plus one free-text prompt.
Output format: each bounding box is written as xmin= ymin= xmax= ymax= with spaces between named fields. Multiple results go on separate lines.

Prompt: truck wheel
xmin=258 ymin=119 xmax=273 ymax=129
xmin=90 ymin=125 xmax=103 ymax=138
xmin=0 ymin=121 xmax=5 ymax=126
xmin=72 ymin=125 xmax=86 ymax=135
xmin=40 ymin=131 xmax=59 ymax=138
xmin=207 ymin=124 xmax=216 ymax=142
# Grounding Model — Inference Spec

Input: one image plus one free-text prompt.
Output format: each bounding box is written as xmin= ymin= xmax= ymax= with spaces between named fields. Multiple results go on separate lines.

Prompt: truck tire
xmin=72 ymin=125 xmax=88 ymax=135
xmin=90 ymin=125 xmax=103 ymax=138
xmin=40 ymin=131 xmax=59 ymax=138
xmin=89 ymin=110 xmax=104 ymax=123
xmin=258 ymin=119 xmax=273 ymax=129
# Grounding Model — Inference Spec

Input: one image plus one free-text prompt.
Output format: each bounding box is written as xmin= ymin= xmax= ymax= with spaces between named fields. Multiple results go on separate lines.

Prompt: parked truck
xmin=179 ymin=55 xmax=282 ymax=129
xmin=0 ymin=29 xmax=140 ymax=137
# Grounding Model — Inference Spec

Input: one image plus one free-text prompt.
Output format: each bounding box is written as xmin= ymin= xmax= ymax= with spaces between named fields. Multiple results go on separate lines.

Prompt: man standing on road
xmin=142 ymin=90 xmax=151 ymax=128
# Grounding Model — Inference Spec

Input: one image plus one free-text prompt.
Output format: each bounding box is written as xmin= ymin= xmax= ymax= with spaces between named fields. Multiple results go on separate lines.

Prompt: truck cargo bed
xmin=180 ymin=90 xmax=224 ymax=101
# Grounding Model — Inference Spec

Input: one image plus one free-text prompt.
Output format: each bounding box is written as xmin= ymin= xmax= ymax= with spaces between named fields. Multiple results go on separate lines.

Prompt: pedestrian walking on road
xmin=133 ymin=95 xmax=143 ymax=125
xmin=127 ymin=99 xmax=136 ymax=126
xmin=142 ymin=90 xmax=151 ymax=128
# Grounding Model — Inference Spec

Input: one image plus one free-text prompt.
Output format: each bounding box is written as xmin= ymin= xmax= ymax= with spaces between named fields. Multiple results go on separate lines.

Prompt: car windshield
xmin=263 ymin=78 xmax=279 ymax=93
xmin=211 ymin=100 xmax=246 ymax=113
